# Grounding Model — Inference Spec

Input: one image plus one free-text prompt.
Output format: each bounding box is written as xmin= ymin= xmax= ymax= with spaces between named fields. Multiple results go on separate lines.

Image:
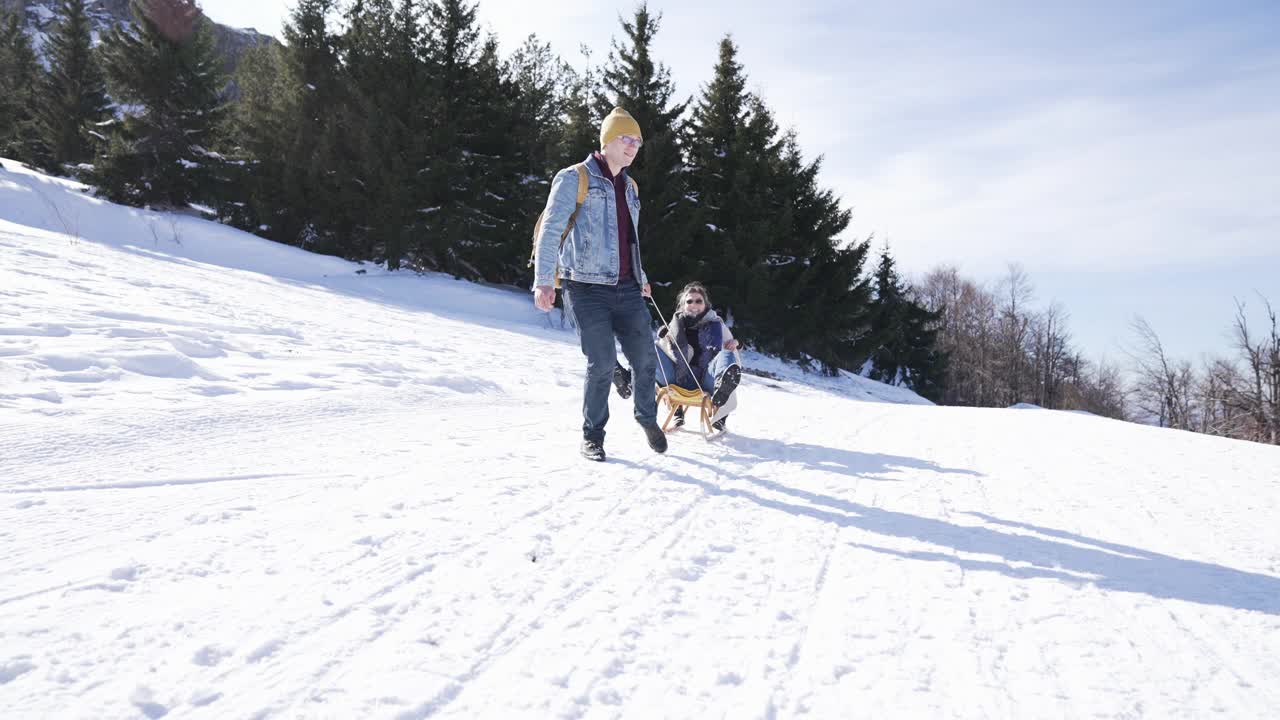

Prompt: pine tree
xmin=595 ymin=3 xmax=689 ymax=302
xmin=682 ymin=35 xmax=749 ymax=288
xmin=0 ymin=10 xmax=41 ymax=163
xmin=95 ymin=0 xmax=228 ymax=207
xmin=676 ymin=33 xmax=876 ymax=373
xmin=35 ymin=0 xmax=111 ymax=172
xmin=767 ymin=134 xmax=876 ymax=373
xmin=512 ymin=35 xmax=577 ymax=168
xmin=553 ymin=51 xmax=600 ymax=169
xmin=464 ymin=35 xmax=555 ymax=283
xmin=290 ymin=0 xmax=352 ymax=255
xmin=334 ymin=0 xmax=428 ymax=267
xmin=286 ymin=0 xmax=342 ymax=103
xmin=683 ymin=39 xmax=798 ymax=337
xmin=868 ymin=246 xmax=947 ymax=399
xmin=417 ymin=0 xmax=483 ymax=274
xmin=224 ymin=42 xmax=287 ymax=231
xmin=229 ymin=0 xmax=344 ymax=251
xmin=417 ymin=0 xmax=547 ymax=281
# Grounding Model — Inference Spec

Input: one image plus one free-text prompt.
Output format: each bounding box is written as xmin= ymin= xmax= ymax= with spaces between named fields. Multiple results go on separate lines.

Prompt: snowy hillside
xmin=2 ymin=158 xmax=1279 ymax=719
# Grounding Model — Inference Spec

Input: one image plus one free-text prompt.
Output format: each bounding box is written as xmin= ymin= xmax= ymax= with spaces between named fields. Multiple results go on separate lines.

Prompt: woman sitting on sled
xmin=654 ymin=282 xmax=742 ymax=432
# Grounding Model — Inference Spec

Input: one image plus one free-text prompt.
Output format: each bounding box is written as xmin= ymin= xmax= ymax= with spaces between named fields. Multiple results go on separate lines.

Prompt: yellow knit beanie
xmin=599 ymin=107 xmax=643 ymax=149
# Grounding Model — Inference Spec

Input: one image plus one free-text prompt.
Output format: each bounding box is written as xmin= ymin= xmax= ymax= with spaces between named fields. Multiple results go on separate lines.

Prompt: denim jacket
xmin=532 ymin=155 xmax=647 ymax=288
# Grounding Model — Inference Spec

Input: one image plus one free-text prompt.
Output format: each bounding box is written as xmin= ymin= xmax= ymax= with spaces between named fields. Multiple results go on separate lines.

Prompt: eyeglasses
xmin=684 ymin=297 xmax=704 ymax=306
xmin=617 ymin=135 xmax=643 ymax=148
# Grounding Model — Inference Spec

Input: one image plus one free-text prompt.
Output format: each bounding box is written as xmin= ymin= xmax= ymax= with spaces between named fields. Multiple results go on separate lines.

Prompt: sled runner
xmin=656 ymin=384 xmax=736 ymax=439
xmin=657 ymin=385 xmax=713 ymax=436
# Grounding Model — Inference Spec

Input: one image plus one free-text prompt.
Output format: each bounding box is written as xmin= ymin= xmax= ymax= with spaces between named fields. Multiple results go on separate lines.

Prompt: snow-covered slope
xmin=2 ymin=159 xmax=1278 ymax=719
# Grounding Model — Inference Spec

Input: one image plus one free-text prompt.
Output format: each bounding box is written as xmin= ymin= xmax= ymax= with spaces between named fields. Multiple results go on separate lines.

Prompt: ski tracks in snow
xmin=420 ymin=416 xmax=909 ymax=720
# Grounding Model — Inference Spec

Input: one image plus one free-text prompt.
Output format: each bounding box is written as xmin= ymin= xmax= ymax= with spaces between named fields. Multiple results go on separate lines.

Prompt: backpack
xmin=529 ymin=162 xmax=639 ymax=288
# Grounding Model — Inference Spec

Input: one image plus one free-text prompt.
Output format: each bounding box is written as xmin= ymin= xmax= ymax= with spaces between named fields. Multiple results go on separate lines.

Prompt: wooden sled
xmin=656 ymin=385 xmax=717 ymax=438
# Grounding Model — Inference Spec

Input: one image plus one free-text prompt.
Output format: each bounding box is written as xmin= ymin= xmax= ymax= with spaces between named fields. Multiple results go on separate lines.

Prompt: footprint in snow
xmin=110 ymin=564 xmax=142 ymax=582
xmin=246 ymin=638 xmax=285 ymax=663
xmin=190 ymin=689 xmax=222 ymax=707
xmin=130 ymin=687 xmax=169 ymax=719
xmin=528 ymin=533 xmax=553 ymax=563
xmin=192 ymin=645 xmax=233 ymax=667
xmin=0 ymin=658 xmax=37 ymax=685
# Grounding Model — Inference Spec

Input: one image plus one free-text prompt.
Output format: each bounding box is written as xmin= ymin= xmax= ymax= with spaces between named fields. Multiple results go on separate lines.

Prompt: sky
xmin=4 ymin=156 xmax=1280 ymax=717
xmin=201 ymin=0 xmax=1280 ymax=363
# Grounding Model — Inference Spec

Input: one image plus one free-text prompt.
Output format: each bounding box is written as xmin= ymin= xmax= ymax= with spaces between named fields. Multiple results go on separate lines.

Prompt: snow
xmin=2 ymin=157 xmax=1280 ymax=718
xmin=29 ymin=30 xmax=50 ymax=69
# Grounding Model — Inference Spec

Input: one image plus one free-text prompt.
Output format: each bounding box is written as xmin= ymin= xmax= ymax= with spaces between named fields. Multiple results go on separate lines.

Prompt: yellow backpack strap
xmin=549 ymin=163 xmax=591 ymax=289
xmin=575 ymin=162 xmax=589 ymax=203
xmin=531 ymin=164 xmax=586 ymax=277
xmin=562 ymin=163 xmax=589 ymax=246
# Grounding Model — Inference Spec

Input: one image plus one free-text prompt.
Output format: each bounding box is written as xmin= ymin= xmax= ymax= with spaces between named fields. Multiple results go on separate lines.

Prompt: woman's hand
xmin=723 ymin=339 xmax=739 ymax=351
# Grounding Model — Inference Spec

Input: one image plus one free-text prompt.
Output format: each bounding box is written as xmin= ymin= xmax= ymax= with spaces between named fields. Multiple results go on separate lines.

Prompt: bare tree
xmin=995 ymin=263 xmax=1034 ymax=405
xmin=1199 ymin=356 xmax=1249 ymax=438
xmin=1222 ymin=296 xmax=1280 ymax=444
xmin=961 ymin=281 xmax=999 ymax=406
xmin=1029 ymin=301 xmax=1071 ymax=408
xmin=1128 ymin=316 xmax=1195 ymax=429
xmin=920 ymin=265 xmax=978 ymax=405
xmin=914 ymin=263 xmax=1124 ymax=420
xmin=1085 ymin=357 xmax=1128 ymax=419
xmin=911 ymin=270 xmax=1279 ymax=441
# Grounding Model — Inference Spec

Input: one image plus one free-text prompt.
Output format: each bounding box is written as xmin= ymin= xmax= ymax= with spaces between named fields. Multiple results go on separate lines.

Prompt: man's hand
xmin=533 ymin=285 xmax=556 ymax=312
xmin=641 ymin=283 xmax=651 ymax=298
xmin=143 ymin=0 xmax=201 ymax=44
xmin=724 ymin=339 xmax=739 ymax=351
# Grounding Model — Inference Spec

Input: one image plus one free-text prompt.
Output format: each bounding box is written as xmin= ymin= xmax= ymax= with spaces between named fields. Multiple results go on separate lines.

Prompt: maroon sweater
xmin=592 ymin=152 xmax=635 ymax=283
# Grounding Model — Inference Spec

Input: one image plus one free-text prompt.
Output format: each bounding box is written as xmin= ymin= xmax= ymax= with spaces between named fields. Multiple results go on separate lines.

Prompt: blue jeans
xmin=655 ymin=346 xmax=738 ymax=396
xmin=564 ymin=279 xmax=657 ymax=442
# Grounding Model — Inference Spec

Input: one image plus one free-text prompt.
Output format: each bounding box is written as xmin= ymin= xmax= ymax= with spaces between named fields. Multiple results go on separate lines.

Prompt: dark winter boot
xmin=712 ymin=416 xmax=728 ymax=433
xmin=673 ymin=406 xmax=686 ymax=428
xmin=640 ymin=423 xmax=668 ymax=453
xmin=710 ymin=364 xmax=741 ymax=409
xmin=581 ymin=438 xmax=606 ymax=462
xmin=612 ymin=363 xmax=632 ymax=399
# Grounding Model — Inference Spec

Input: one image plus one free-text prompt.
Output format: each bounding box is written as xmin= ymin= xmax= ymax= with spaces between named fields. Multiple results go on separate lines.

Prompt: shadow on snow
xmin=646 ymin=437 xmax=1280 ymax=616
